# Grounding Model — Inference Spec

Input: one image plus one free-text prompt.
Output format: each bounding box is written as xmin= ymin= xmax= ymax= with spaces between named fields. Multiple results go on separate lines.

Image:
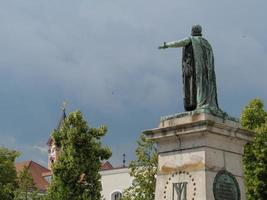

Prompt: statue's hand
xmin=158 ymin=42 xmax=168 ymax=50
xmin=158 ymin=45 xmax=166 ymax=49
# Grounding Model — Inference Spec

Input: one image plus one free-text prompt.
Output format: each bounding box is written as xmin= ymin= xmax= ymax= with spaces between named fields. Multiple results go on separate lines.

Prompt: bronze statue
xmin=159 ymin=25 xmax=219 ymax=112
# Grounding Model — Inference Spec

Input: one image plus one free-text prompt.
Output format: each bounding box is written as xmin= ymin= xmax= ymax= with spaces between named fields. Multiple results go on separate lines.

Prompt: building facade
xmin=101 ymin=167 xmax=133 ymax=200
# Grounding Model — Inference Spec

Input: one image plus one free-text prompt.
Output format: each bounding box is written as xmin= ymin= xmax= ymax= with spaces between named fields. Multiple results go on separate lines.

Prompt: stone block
xmin=144 ymin=112 xmax=254 ymax=200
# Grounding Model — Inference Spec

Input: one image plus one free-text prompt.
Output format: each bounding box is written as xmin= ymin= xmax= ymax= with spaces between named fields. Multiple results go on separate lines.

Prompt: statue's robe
xmin=182 ymin=42 xmax=196 ymax=111
xmin=166 ymin=36 xmax=219 ymax=111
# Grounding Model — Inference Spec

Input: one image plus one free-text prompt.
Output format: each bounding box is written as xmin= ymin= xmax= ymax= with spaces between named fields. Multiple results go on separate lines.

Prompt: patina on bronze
xmin=213 ymin=170 xmax=240 ymax=200
xmin=159 ymin=25 xmax=219 ymax=112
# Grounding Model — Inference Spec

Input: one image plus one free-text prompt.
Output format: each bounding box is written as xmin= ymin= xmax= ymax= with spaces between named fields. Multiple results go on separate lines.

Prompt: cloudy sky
xmin=0 ymin=0 xmax=266 ymax=167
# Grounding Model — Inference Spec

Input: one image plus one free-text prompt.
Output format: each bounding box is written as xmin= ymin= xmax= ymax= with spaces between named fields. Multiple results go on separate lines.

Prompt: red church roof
xmin=101 ymin=161 xmax=113 ymax=170
xmin=15 ymin=161 xmax=51 ymax=192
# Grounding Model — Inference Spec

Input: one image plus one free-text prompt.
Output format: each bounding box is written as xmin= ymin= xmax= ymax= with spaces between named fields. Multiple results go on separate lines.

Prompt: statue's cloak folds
xmin=182 ymin=36 xmax=219 ymax=110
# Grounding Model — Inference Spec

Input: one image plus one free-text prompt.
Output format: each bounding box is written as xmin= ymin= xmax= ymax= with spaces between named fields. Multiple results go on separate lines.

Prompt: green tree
xmin=0 ymin=147 xmax=19 ymax=200
xmin=14 ymin=166 xmax=40 ymax=200
xmin=121 ymin=134 xmax=157 ymax=200
xmin=241 ymin=98 xmax=267 ymax=200
xmin=46 ymin=110 xmax=111 ymax=200
xmin=241 ymin=97 xmax=266 ymax=130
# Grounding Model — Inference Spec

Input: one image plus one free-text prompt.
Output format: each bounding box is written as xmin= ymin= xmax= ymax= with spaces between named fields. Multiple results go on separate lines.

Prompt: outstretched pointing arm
xmin=158 ymin=38 xmax=191 ymax=49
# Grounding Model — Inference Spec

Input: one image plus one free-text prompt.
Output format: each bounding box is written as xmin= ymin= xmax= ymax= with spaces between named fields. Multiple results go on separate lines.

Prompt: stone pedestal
xmin=143 ymin=112 xmax=254 ymax=200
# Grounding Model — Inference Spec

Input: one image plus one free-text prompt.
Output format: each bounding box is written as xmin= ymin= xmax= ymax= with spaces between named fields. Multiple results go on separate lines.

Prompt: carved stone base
xmin=143 ymin=112 xmax=254 ymax=200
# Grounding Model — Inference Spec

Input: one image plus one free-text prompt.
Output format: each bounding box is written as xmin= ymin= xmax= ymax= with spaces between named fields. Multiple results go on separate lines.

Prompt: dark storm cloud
xmin=0 ymin=0 xmax=266 ymax=165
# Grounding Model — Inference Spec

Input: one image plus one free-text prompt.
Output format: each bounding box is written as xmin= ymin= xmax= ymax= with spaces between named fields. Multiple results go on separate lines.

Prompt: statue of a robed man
xmin=159 ymin=25 xmax=219 ymax=112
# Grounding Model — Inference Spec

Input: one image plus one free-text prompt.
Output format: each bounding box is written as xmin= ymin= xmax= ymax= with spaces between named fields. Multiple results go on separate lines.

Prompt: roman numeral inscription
xmin=172 ymin=182 xmax=188 ymax=200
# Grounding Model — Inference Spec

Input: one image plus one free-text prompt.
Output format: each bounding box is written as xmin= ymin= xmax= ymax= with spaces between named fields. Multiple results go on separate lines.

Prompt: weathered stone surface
xmin=143 ymin=112 xmax=254 ymax=200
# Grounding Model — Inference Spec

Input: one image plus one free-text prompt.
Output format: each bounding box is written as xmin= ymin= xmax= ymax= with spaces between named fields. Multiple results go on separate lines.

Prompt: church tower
xmin=47 ymin=106 xmax=67 ymax=170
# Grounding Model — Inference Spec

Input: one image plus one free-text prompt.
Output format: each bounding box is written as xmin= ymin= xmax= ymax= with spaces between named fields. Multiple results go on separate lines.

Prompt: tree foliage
xmin=0 ymin=147 xmax=19 ymax=200
xmin=121 ymin=134 xmax=157 ymax=200
xmin=241 ymin=97 xmax=267 ymax=130
xmin=46 ymin=110 xmax=112 ymax=200
xmin=241 ymin=98 xmax=267 ymax=200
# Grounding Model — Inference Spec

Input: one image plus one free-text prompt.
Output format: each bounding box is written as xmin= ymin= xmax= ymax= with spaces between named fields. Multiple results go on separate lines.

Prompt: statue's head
xmin=191 ymin=25 xmax=202 ymax=36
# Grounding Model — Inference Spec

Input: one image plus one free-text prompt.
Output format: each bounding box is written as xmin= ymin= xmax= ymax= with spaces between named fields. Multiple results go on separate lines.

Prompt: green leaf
xmin=46 ymin=110 xmax=111 ymax=200
xmin=241 ymin=98 xmax=267 ymax=200
xmin=121 ymin=134 xmax=157 ymax=200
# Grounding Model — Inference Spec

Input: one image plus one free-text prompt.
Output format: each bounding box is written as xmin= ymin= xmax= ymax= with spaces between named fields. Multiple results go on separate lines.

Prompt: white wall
xmin=100 ymin=167 xmax=133 ymax=200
